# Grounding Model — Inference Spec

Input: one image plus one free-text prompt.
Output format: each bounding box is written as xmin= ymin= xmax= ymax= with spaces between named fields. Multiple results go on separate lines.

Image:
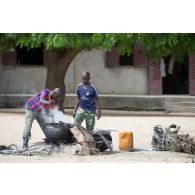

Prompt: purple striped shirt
xmin=26 ymin=89 xmax=56 ymax=112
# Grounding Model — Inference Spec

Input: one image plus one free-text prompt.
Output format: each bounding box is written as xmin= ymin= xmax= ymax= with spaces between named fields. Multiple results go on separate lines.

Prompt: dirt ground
xmin=0 ymin=112 xmax=195 ymax=163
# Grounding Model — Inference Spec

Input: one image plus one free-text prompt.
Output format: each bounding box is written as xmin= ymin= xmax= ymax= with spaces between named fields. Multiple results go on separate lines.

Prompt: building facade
xmin=0 ymin=44 xmax=195 ymax=109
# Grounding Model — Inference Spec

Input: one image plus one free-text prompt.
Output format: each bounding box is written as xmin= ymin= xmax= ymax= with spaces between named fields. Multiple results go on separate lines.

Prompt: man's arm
xmin=40 ymin=91 xmax=54 ymax=105
xmin=93 ymin=85 xmax=101 ymax=120
xmin=73 ymin=96 xmax=80 ymax=118
xmin=96 ymin=97 xmax=101 ymax=120
xmin=40 ymin=97 xmax=50 ymax=104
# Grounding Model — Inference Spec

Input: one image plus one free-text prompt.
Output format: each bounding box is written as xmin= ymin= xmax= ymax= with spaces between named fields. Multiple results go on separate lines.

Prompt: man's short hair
xmin=52 ymin=88 xmax=60 ymax=96
xmin=82 ymin=71 xmax=90 ymax=77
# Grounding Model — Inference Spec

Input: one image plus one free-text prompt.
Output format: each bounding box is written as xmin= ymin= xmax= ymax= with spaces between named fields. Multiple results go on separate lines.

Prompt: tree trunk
xmin=45 ymin=48 xmax=80 ymax=111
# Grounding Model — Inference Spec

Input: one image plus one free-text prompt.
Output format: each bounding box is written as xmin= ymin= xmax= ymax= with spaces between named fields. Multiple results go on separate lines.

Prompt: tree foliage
xmin=137 ymin=33 xmax=195 ymax=60
xmin=0 ymin=33 xmax=195 ymax=60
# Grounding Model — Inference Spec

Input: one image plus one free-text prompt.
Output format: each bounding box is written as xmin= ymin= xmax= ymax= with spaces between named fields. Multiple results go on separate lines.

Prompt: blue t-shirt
xmin=76 ymin=83 xmax=98 ymax=112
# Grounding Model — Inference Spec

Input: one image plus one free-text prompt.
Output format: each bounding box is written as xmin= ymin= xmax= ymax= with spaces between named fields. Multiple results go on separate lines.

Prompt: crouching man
xmin=22 ymin=88 xmax=60 ymax=149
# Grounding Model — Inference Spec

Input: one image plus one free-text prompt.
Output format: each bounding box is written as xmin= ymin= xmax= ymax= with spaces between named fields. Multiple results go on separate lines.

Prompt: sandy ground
xmin=0 ymin=112 xmax=195 ymax=163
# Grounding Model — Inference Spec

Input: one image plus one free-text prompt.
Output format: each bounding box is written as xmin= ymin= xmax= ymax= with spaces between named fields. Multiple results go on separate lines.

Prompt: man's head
xmin=82 ymin=71 xmax=90 ymax=85
xmin=51 ymin=88 xmax=61 ymax=99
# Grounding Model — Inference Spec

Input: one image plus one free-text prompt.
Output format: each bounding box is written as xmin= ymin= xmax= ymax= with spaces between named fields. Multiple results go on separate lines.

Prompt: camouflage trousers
xmin=74 ymin=108 xmax=96 ymax=131
xmin=23 ymin=106 xmax=45 ymax=139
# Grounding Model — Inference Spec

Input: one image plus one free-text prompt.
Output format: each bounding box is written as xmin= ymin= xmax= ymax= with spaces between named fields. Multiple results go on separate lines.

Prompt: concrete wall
xmin=65 ymin=49 xmax=149 ymax=95
xmin=0 ymin=50 xmax=154 ymax=109
xmin=0 ymin=49 xmax=148 ymax=95
xmin=0 ymin=65 xmax=47 ymax=94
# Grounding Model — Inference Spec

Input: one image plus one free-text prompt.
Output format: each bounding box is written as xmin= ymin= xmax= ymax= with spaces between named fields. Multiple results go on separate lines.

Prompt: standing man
xmin=73 ymin=72 xmax=101 ymax=131
xmin=22 ymin=88 xmax=60 ymax=149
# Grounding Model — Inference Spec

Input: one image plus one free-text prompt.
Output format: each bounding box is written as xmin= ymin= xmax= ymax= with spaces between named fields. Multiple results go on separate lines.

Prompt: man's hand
xmin=40 ymin=98 xmax=55 ymax=106
xmin=96 ymin=110 xmax=101 ymax=120
xmin=49 ymin=99 xmax=55 ymax=104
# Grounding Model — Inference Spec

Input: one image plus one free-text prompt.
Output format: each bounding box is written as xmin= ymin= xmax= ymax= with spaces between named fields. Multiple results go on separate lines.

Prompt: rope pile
xmin=152 ymin=124 xmax=195 ymax=154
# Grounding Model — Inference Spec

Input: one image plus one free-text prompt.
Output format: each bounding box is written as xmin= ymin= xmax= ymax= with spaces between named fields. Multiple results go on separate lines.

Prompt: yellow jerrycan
xmin=119 ymin=131 xmax=133 ymax=151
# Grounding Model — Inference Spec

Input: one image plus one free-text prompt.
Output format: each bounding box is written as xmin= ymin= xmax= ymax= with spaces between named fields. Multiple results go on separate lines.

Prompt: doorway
xmin=163 ymin=55 xmax=189 ymax=94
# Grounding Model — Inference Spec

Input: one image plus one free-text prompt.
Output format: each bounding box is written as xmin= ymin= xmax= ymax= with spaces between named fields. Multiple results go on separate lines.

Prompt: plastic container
xmin=119 ymin=131 xmax=133 ymax=151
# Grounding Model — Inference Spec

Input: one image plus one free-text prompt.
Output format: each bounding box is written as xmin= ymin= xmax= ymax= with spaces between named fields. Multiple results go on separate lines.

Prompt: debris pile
xmin=152 ymin=124 xmax=195 ymax=154
xmin=0 ymin=127 xmax=113 ymax=156
xmin=0 ymin=143 xmax=54 ymax=156
xmin=0 ymin=143 xmax=100 ymax=156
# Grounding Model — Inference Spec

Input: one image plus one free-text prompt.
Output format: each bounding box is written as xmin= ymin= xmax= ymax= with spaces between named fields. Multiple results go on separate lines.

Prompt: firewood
xmin=152 ymin=124 xmax=195 ymax=154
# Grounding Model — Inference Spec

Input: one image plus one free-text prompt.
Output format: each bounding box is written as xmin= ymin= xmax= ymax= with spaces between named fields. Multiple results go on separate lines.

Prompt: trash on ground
xmin=0 ymin=123 xmax=113 ymax=156
xmin=152 ymin=124 xmax=195 ymax=154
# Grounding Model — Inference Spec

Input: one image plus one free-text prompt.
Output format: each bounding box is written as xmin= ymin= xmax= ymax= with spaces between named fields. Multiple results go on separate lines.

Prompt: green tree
xmin=0 ymin=33 xmax=195 ymax=110
xmin=136 ymin=33 xmax=195 ymax=61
